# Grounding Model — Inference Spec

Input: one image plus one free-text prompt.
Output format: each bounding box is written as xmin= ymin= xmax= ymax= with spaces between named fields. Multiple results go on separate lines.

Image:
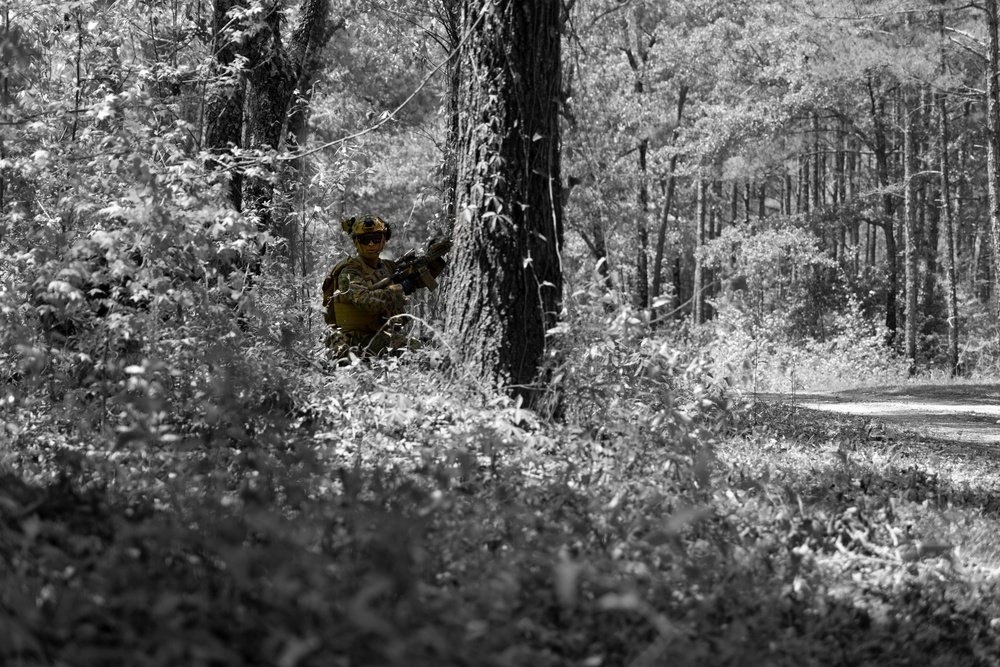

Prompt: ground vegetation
xmin=2 ymin=1 xmax=1000 ymax=664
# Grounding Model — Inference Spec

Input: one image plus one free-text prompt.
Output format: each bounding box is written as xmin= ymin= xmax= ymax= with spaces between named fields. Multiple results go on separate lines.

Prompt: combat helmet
xmin=342 ymin=215 xmax=392 ymax=240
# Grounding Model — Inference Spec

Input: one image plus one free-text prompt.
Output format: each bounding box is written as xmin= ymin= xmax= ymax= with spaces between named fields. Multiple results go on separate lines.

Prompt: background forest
xmin=4 ymin=0 xmax=1000 ymax=665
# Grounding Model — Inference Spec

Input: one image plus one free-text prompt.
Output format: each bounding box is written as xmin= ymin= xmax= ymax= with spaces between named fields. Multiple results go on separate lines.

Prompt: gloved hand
xmin=400 ymin=278 xmax=417 ymax=295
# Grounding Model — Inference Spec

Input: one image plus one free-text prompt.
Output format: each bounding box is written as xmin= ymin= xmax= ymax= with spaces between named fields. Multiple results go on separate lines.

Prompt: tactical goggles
xmin=356 ymin=233 xmax=384 ymax=246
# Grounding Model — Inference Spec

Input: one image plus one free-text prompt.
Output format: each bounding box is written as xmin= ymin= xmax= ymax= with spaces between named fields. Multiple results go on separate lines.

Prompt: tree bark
xmin=204 ymin=0 xmax=332 ymax=243
xmin=443 ymin=0 xmax=563 ymax=401
xmin=957 ymin=101 xmax=970 ymax=266
xmin=812 ymin=112 xmax=822 ymax=211
xmin=204 ymin=0 xmax=247 ymax=210
xmin=282 ymin=0 xmax=337 ymax=269
xmin=986 ymin=0 xmax=1000 ymax=315
xmin=441 ymin=1 xmax=463 ymax=223
xmin=651 ymin=85 xmax=687 ymax=307
xmin=636 ymin=138 xmax=650 ymax=308
xmin=903 ymin=88 xmax=918 ymax=367
xmin=241 ymin=2 xmax=299 ymax=234
xmin=937 ymin=89 xmax=959 ymax=371
xmin=799 ymin=151 xmax=809 ymax=214
xmin=692 ymin=179 xmax=707 ymax=325
xmin=623 ymin=8 xmax=652 ymax=309
xmin=867 ymin=75 xmax=899 ymax=344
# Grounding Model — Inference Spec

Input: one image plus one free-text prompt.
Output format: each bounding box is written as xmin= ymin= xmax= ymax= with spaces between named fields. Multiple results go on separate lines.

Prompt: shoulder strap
xmin=322 ymin=256 xmax=354 ymax=307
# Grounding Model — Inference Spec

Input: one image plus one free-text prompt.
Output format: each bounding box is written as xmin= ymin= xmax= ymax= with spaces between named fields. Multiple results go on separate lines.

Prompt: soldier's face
xmin=355 ymin=233 xmax=385 ymax=259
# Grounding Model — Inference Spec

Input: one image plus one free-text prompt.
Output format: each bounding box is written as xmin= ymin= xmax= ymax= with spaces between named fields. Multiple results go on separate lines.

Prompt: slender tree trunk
xmin=782 ymin=169 xmax=792 ymax=215
xmin=444 ymin=0 xmax=563 ymax=400
xmin=845 ymin=128 xmax=860 ymax=274
xmin=800 ymin=152 xmax=810 ymax=214
xmin=986 ymin=0 xmax=1000 ymax=315
xmin=812 ymin=112 xmax=822 ymax=211
xmin=956 ymin=101 xmax=971 ymax=265
xmin=673 ymin=256 xmax=683 ymax=313
xmin=868 ymin=76 xmax=899 ymax=344
xmin=706 ymin=181 xmax=722 ymax=321
xmin=692 ymin=179 xmax=707 ymax=325
xmin=592 ymin=219 xmax=612 ymax=290
xmin=651 ymin=85 xmax=687 ymax=305
xmin=975 ymin=227 xmax=990 ymax=301
xmin=730 ymin=182 xmax=739 ymax=222
xmin=937 ymin=89 xmax=959 ymax=374
xmin=636 ymin=139 xmax=650 ymax=308
xmin=923 ymin=179 xmax=939 ymax=315
xmin=623 ymin=11 xmax=652 ymax=309
xmin=919 ymin=88 xmax=936 ymax=328
xmin=903 ymin=88 xmax=919 ymax=367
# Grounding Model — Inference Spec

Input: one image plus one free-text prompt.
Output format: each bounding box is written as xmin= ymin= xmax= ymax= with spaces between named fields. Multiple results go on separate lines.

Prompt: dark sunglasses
xmin=357 ymin=233 xmax=384 ymax=245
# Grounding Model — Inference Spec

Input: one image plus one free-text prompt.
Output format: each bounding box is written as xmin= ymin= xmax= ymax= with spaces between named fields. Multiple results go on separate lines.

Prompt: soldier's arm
xmin=338 ymin=268 xmax=406 ymax=315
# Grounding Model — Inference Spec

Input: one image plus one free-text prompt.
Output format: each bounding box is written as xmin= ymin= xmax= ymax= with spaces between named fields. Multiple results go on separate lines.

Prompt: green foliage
xmin=955 ymin=295 xmax=1000 ymax=378
xmin=694 ymin=217 xmax=914 ymax=391
xmin=6 ymin=347 xmax=1000 ymax=665
xmin=707 ymin=294 xmax=911 ymax=393
xmin=2 ymin=2 xmax=1000 ymax=665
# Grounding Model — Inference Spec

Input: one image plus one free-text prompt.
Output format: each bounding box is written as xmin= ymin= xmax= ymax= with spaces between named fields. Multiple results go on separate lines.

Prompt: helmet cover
xmin=341 ymin=215 xmax=392 ymax=240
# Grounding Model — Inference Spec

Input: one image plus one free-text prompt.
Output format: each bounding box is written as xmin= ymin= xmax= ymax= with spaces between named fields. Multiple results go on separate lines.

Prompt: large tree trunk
xmin=205 ymin=0 xmax=332 ymax=244
xmin=443 ymin=0 xmax=563 ymax=401
xmin=274 ymin=0 xmax=336 ymax=265
xmin=240 ymin=5 xmax=294 ymax=233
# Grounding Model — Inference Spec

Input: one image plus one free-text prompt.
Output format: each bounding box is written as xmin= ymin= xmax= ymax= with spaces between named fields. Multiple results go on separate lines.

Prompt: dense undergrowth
xmin=4 ymin=309 xmax=1000 ymax=665
xmin=4 ymin=216 xmax=1000 ymax=664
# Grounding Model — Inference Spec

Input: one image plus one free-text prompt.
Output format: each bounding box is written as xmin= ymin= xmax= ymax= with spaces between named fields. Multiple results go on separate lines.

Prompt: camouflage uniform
xmin=323 ymin=215 xmax=422 ymax=359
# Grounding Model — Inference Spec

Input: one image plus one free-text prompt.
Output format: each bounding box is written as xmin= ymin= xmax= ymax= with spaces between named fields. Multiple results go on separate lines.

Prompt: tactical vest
xmin=321 ymin=257 xmax=397 ymax=333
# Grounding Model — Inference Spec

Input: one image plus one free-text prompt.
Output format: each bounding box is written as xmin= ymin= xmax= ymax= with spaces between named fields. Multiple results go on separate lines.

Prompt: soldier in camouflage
xmin=321 ymin=215 xmax=420 ymax=359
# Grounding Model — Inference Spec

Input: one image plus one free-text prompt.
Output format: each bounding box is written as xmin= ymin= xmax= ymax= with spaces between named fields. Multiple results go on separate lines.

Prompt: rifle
xmin=372 ymin=236 xmax=453 ymax=291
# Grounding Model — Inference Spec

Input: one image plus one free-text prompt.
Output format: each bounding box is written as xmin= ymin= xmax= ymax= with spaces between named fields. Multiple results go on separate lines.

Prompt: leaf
xmin=347 ymin=577 xmax=397 ymax=638
xmin=664 ymin=505 xmax=714 ymax=535
xmin=0 ymin=611 xmax=43 ymax=658
xmin=553 ymin=556 xmax=582 ymax=607
xmin=597 ymin=591 xmax=642 ymax=611
xmin=20 ymin=514 xmax=41 ymax=543
xmin=277 ymin=635 xmax=322 ymax=667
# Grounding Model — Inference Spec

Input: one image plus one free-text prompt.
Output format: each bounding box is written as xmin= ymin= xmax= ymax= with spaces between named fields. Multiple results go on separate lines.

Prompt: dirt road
xmin=758 ymin=383 xmax=1000 ymax=447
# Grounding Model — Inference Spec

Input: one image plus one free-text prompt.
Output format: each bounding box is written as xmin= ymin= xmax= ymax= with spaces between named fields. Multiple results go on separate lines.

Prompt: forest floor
xmin=711 ymin=382 xmax=1000 ymax=665
xmin=7 ymin=372 xmax=1000 ymax=665
xmin=757 ymin=383 xmax=1000 ymax=448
